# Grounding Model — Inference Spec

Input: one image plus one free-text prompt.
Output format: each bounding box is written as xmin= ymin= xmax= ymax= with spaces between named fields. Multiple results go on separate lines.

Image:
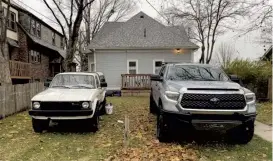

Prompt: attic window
xmin=140 ymin=15 xmax=144 ymax=18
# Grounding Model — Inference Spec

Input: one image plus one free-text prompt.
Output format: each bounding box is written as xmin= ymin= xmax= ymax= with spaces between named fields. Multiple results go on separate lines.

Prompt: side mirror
xmin=44 ymin=82 xmax=50 ymax=87
xmin=229 ymin=75 xmax=243 ymax=86
xmin=151 ymin=74 xmax=163 ymax=82
xmin=100 ymin=78 xmax=106 ymax=83
xmin=101 ymin=82 xmax=108 ymax=88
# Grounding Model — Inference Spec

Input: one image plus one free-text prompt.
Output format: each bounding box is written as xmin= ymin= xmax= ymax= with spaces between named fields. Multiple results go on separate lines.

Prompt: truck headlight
xmin=245 ymin=93 xmax=256 ymax=103
xmin=165 ymin=91 xmax=180 ymax=102
xmin=82 ymin=102 xmax=90 ymax=109
xmin=33 ymin=102 xmax=40 ymax=109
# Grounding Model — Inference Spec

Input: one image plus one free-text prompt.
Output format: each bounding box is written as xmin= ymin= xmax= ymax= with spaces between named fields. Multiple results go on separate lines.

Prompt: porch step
xmin=121 ymin=90 xmax=150 ymax=97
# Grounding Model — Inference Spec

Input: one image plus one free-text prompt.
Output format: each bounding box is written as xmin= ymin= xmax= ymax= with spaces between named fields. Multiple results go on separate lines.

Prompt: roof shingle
xmin=87 ymin=12 xmax=198 ymax=50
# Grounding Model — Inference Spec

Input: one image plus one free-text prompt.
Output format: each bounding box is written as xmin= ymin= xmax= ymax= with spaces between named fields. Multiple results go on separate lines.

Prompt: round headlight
xmin=82 ymin=102 xmax=89 ymax=109
xmin=33 ymin=102 xmax=40 ymax=109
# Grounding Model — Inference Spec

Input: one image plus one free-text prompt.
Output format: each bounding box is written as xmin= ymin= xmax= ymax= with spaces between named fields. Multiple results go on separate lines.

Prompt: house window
xmin=30 ymin=50 xmax=41 ymax=63
xmin=3 ymin=8 xmax=17 ymax=31
xmin=52 ymin=32 xmax=56 ymax=45
xmin=9 ymin=12 xmax=16 ymax=30
xmin=30 ymin=19 xmax=36 ymax=35
xmin=153 ymin=59 xmax=164 ymax=74
xmin=30 ymin=19 xmax=41 ymax=38
xmin=36 ymin=22 xmax=41 ymax=38
xmin=127 ymin=60 xmax=138 ymax=74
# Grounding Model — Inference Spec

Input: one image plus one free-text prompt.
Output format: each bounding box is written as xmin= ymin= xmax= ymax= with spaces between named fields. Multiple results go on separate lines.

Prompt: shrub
xmin=224 ymin=59 xmax=272 ymax=98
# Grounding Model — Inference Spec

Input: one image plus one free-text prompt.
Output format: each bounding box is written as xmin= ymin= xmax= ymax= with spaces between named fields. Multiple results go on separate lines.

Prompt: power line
xmin=145 ymin=0 xmax=170 ymax=24
xmin=15 ymin=0 xmax=59 ymax=25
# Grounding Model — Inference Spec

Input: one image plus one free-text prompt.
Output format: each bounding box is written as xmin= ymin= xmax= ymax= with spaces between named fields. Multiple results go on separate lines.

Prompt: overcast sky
xmin=13 ymin=0 xmax=271 ymax=62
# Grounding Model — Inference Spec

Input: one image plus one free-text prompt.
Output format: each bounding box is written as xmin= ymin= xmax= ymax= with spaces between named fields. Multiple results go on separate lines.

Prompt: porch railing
xmin=121 ymin=74 xmax=151 ymax=90
xmin=9 ymin=60 xmax=31 ymax=78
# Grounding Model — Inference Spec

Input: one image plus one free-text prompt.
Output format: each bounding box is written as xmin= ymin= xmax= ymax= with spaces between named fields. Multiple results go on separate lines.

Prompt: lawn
xmin=0 ymin=97 xmax=272 ymax=161
xmin=257 ymin=102 xmax=272 ymax=125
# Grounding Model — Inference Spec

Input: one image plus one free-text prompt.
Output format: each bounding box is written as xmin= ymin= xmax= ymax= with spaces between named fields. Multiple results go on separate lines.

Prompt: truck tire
xmin=32 ymin=118 xmax=49 ymax=133
xmin=100 ymin=98 xmax=106 ymax=115
xmin=89 ymin=107 xmax=100 ymax=132
xmin=156 ymin=107 xmax=170 ymax=142
xmin=227 ymin=121 xmax=254 ymax=144
xmin=149 ymin=93 xmax=157 ymax=114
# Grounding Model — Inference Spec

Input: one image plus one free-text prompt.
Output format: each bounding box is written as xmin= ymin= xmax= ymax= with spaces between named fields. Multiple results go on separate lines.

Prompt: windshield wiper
xmin=71 ymin=85 xmax=93 ymax=89
xmin=51 ymin=85 xmax=70 ymax=88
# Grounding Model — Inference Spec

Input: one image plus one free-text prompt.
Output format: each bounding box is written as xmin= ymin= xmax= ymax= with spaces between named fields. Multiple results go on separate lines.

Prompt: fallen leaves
xmin=107 ymin=98 xmax=197 ymax=161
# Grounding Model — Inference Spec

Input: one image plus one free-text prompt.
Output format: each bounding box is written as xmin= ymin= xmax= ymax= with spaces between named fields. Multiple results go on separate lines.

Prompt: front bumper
xmin=162 ymin=109 xmax=256 ymax=131
xmin=29 ymin=110 xmax=93 ymax=120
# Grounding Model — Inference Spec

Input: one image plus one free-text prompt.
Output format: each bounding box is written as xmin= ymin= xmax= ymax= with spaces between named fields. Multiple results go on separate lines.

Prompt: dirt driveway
xmin=0 ymin=97 xmax=271 ymax=161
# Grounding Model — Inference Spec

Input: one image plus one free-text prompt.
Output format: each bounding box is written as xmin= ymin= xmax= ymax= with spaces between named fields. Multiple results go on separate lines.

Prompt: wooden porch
xmin=121 ymin=74 xmax=151 ymax=96
xmin=9 ymin=61 xmax=31 ymax=79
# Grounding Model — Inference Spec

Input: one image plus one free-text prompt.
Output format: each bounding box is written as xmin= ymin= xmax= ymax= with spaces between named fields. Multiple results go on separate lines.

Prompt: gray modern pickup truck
xmin=150 ymin=63 xmax=256 ymax=144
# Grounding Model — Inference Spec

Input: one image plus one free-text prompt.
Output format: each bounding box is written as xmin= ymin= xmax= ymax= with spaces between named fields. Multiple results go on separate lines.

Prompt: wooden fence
xmin=121 ymin=74 xmax=151 ymax=90
xmin=0 ymin=82 xmax=44 ymax=119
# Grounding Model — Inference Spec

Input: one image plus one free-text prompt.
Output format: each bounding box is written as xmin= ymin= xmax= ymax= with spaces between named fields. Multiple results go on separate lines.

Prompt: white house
xmin=86 ymin=12 xmax=199 ymax=90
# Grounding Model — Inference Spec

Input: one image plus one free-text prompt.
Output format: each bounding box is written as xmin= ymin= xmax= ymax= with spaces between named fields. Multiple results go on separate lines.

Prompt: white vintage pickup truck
xmin=29 ymin=72 xmax=107 ymax=133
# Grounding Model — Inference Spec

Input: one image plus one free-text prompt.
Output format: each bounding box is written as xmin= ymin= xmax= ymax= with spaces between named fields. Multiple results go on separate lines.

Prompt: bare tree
xmin=242 ymin=0 xmax=272 ymax=44
xmin=0 ymin=0 xmax=11 ymax=84
xmin=42 ymin=0 xmax=94 ymax=71
xmin=78 ymin=0 xmax=136 ymax=71
xmin=215 ymin=43 xmax=237 ymax=68
xmin=166 ymin=0 xmax=248 ymax=64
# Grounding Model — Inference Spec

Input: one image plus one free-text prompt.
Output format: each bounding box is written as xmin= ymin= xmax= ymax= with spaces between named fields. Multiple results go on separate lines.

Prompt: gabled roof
xmin=87 ymin=12 xmax=199 ymax=50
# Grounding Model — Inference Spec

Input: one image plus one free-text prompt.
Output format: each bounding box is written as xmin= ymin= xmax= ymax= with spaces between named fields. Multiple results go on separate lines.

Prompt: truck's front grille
xmin=180 ymin=94 xmax=246 ymax=110
xmin=40 ymin=102 xmax=82 ymax=110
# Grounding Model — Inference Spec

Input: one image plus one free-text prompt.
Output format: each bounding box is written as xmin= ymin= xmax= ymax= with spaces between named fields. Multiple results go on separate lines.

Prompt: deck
xmin=9 ymin=61 xmax=31 ymax=79
xmin=121 ymin=74 xmax=151 ymax=96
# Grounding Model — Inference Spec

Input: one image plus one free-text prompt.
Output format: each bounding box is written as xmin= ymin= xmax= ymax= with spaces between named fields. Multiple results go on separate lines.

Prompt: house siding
xmin=19 ymin=12 xmax=63 ymax=48
xmin=30 ymin=53 xmax=50 ymax=81
xmin=17 ymin=27 xmax=28 ymax=62
xmin=94 ymin=49 xmax=193 ymax=89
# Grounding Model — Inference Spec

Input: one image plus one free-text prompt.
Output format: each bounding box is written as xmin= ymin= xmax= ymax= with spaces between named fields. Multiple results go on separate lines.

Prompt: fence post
xmin=124 ymin=115 xmax=129 ymax=148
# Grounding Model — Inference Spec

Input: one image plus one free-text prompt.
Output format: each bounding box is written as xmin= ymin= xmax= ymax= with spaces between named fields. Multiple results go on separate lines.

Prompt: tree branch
xmin=42 ymin=0 xmax=68 ymax=44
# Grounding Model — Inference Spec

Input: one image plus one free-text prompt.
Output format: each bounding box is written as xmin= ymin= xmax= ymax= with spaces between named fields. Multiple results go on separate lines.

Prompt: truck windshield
xmin=50 ymin=74 xmax=95 ymax=89
xmin=167 ymin=65 xmax=230 ymax=81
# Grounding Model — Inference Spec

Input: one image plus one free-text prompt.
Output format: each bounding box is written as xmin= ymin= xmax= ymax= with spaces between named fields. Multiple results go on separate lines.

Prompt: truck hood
xmin=31 ymin=88 xmax=96 ymax=102
xmin=166 ymin=81 xmax=242 ymax=92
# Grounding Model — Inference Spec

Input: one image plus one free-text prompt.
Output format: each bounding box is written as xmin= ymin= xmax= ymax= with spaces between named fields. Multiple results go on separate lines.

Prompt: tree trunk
xmin=0 ymin=43 xmax=11 ymax=84
xmin=199 ymin=45 xmax=205 ymax=64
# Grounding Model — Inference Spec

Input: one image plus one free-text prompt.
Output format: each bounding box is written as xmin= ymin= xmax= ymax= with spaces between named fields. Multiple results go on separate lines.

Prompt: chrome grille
xmin=181 ymin=94 xmax=246 ymax=110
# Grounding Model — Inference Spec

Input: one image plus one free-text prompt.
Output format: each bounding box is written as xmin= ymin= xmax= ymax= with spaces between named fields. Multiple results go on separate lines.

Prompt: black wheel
xmin=88 ymin=108 xmax=100 ymax=132
xmin=149 ymin=93 xmax=157 ymax=114
xmin=156 ymin=110 xmax=169 ymax=142
xmin=32 ymin=118 xmax=49 ymax=133
xmin=100 ymin=98 xmax=106 ymax=115
xmin=227 ymin=121 xmax=254 ymax=144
